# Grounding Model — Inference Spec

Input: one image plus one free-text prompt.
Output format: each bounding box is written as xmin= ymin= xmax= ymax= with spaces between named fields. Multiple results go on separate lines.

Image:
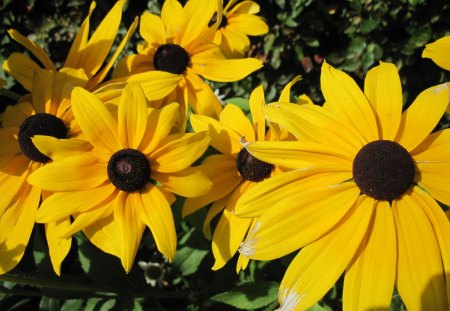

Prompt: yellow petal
xmin=71 ymin=87 xmax=121 ymax=152
xmin=53 ymin=68 xmax=89 ymax=115
xmin=184 ymin=70 xmax=223 ymax=117
xmin=31 ymin=69 xmax=53 ymax=114
xmin=118 ymin=82 xmax=148 ymax=149
xmin=46 ymin=220 xmax=72 ymax=276
xmin=32 ymin=136 xmax=92 ymax=161
xmin=217 ymin=27 xmax=250 ymax=57
xmin=83 ymin=213 xmax=120 ymax=257
xmin=212 ymin=208 xmax=252 ymax=270
xmin=139 ymin=184 xmax=177 ymax=261
xmin=277 ymin=195 xmax=373 ymax=310
xmin=140 ymin=12 xmax=166 ymax=46
xmin=161 ymin=0 xmax=183 ymax=38
xmin=364 ymin=61 xmax=402 ymax=140
xmin=7 ymin=29 xmax=55 ymax=71
xmin=278 ymin=76 xmax=301 ymax=103
xmin=227 ymin=14 xmax=268 ymax=35
xmin=0 ymin=183 xmax=40 ymax=274
xmin=238 ymin=183 xmax=360 ymax=260
xmin=422 ymin=36 xmax=450 ymax=71
xmin=28 ymin=154 xmax=107 ymax=191
xmin=114 ymin=192 xmax=145 ymax=272
xmin=2 ymin=53 xmax=41 ymax=91
xmin=413 ymin=187 xmax=450 ymax=305
xmin=125 ymin=71 xmax=182 ymax=101
xmin=249 ymin=85 xmax=266 ymax=141
xmin=36 ymin=183 xmax=116 ymax=223
xmin=393 ymin=190 xmax=449 ymax=311
xmin=343 ymin=200 xmax=396 ymax=311
xmin=229 ymin=0 xmax=259 ymax=14
xmin=152 ymin=166 xmax=212 ymax=197
xmin=203 ymin=196 xmax=228 ymax=239
xmin=76 ymin=0 xmax=125 ymax=78
xmin=235 ymin=168 xmax=352 ymax=218
xmin=190 ymin=113 xmax=242 ymax=155
xmin=220 ymin=104 xmax=255 ymax=142
xmin=191 ymin=57 xmax=262 ymax=82
xmin=321 ymin=60 xmax=378 ymax=142
xmin=395 ymin=83 xmax=449 ymax=151
xmin=182 ymin=154 xmax=241 ymax=217
xmin=150 ymin=132 xmax=210 ymax=173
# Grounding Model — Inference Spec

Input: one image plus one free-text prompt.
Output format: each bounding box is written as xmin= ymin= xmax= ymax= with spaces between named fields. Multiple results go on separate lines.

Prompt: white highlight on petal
xmin=238 ymin=221 xmax=261 ymax=257
xmin=433 ymin=82 xmax=448 ymax=94
xmin=276 ymin=289 xmax=306 ymax=311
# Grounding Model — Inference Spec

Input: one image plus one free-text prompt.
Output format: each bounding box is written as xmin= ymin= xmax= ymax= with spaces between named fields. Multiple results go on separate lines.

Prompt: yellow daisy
xmin=209 ymin=0 xmax=269 ymax=58
xmin=183 ymin=77 xmax=300 ymax=272
xmin=0 ymin=68 xmax=87 ymax=275
xmin=235 ymin=61 xmax=450 ymax=310
xmin=28 ymin=82 xmax=212 ymax=272
xmin=112 ymin=0 xmax=263 ymax=128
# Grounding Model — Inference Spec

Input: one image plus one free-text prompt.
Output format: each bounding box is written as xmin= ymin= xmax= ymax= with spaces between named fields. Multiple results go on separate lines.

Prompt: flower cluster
xmin=1 ymin=0 xmax=450 ymax=310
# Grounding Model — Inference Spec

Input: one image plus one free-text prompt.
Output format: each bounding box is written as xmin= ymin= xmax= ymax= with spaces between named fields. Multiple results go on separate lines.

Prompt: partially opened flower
xmin=235 ymin=61 xmax=450 ymax=310
xmin=183 ymin=78 xmax=300 ymax=272
xmin=0 ymin=68 xmax=87 ymax=275
xmin=209 ymin=0 xmax=269 ymax=58
xmin=113 ymin=0 xmax=263 ymax=129
xmin=28 ymin=82 xmax=212 ymax=272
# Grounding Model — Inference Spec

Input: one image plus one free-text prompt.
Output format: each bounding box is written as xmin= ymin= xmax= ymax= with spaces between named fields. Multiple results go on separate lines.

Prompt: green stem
xmin=0 ymin=89 xmax=21 ymax=101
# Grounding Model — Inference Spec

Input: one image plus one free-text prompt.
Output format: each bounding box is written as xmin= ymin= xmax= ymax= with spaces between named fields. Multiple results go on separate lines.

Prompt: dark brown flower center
xmin=154 ymin=43 xmax=190 ymax=75
xmin=107 ymin=148 xmax=151 ymax=192
xmin=18 ymin=113 xmax=68 ymax=163
xmin=237 ymin=148 xmax=274 ymax=182
xmin=208 ymin=12 xmax=228 ymax=28
xmin=352 ymin=140 xmax=415 ymax=201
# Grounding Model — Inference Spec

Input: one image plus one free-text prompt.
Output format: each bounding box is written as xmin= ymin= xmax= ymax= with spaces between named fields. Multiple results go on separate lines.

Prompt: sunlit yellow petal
xmin=277 ymin=196 xmax=373 ymax=310
xmin=140 ymin=12 xmax=166 ymax=46
xmin=125 ymin=71 xmax=181 ymax=101
xmin=249 ymin=85 xmax=266 ymax=141
xmin=83 ymin=213 xmax=120 ymax=257
xmin=32 ymin=136 xmax=92 ymax=161
xmin=364 ymin=61 xmax=402 ymax=140
xmin=31 ymin=69 xmax=53 ymax=114
xmin=227 ymin=14 xmax=268 ymax=35
xmin=220 ymin=104 xmax=255 ymax=142
xmin=184 ymin=70 xmax=223 ymax=117
xmin=393 ymin=191 xmax=448 ymax=311
xmin=343 ymin=200 xmax=396 ymax=311
xmin=71 ymin=87 xmax=121 ymax=152
xmin=2 ymin=53 xmax=41 ymax=91
xmin=46 ymin=219 xmax=72 ymax=276
xmin=395 ymin=83 xmax=449 ymax=151
xmin=161 ymin=0 xmax=184 ymax=39
xmin=139 ymin=184 xmax=177 ymax=261
xmin=422 ymin=36 xmax=450 ymax=71
xmin=191 ymin=57 xmax=262 ymax=82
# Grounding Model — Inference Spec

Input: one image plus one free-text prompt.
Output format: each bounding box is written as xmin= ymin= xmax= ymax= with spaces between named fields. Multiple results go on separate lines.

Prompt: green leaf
xmin=306 ymin=303 xmax=334 ymax=311
xmin=60 ymin=299 xmax=85 ymax=311
xmin=174 ymin=228 xmax=209 ymax=276
xmin=210 ymin=281 xmax=279 ymax=310
xmin=225 ymin=97 xmax=250 ymax=112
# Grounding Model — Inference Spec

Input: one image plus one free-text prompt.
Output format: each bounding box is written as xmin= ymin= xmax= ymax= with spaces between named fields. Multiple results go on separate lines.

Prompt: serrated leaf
xmin=210 ymin=281 xmax=279 ymax=310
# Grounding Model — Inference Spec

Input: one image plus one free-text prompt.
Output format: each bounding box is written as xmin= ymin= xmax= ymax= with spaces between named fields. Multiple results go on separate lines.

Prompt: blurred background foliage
xmin=0 ymin=0 xmax=450 ymax=310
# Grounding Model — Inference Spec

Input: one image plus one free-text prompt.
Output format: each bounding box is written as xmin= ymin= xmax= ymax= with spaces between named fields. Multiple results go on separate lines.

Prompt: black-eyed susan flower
xmin=183 ymin=78 xmax=300 ymax=272
xmin=209 ymin=0 xmax=269 ymax=58
xmin=0 ymin=68 xmax=87 ymax=275
xmin=113 ymin=0 xmax=263 ymax=129
xmin=28 ymin=82 xmax=212 ymax=273
xmin=235 ymin=61 xmax=450 ymax=310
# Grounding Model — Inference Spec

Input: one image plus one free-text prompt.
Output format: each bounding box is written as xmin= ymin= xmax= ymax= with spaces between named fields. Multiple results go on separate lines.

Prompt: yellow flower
xmin=28 ymin=82 xmax=212 ymax=272
xmin=235 ymin=61 xmax=450 ymax=310
xmin=210 ymin=0 xmax=269 ymax=58
xmin=0 ymin=68 xmax=87 ymax=275
xmin=113 ymin=0 xmax=263 ymax=129
xmin=183 ymin=77 xmax=300 ymax=272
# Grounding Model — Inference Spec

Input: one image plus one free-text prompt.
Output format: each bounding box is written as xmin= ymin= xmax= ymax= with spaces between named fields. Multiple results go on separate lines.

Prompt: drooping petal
xmin=220 ymin=104 xmax=255 ymax=142
xmin=0 ymin=183 xmax=40 ymax=274
xmin=2 ymin=53 xmax=41 ymax=91
xmin=238 ymin=183 xmax=360 ymax=260
xmin=83 ymin=213 xmax=120 ymax=258
xmin=36 ymin=183 xmax=116 ymax=223
xmin=118 ymin=82 xmax=148 ymax=149
xmin=184 ymin=70 xmax=223 ymax=117
xmin=71 ymin=87 xmax=121 ymax=153
xmin=46 ymin=219 xmax=72 ymax=276
xmin=150 ymin=132 xmax=210 ymax=173
xmin=190 ymin=113 xmax=242 ymax=155
xmin=321 ymin=61 xmax=378 ymax=143
xmin=114 ymin=192 xmax=146 ymax=272
xmin=139 ymin=184 xmax=177 ymax=261
xmin=422 ymin=36 xmax=450 ymax=71
xmin=31 ymin=136 xmax=92 ymax=161
xmin=203 ymin=196 xmax=228 ymax=239
xmin=395 ymin=83 xmax=449 ymax=151
xmin=235 ymin=168 xmax=352 ymax=218
xmin=27 ymin=154 xmax=108 ymax=191
xmin=343 ymin=200 xmax=396 ymax=311
xmin=152 ymin=166 xmax=212 ymax=198
xmin=364 ymin=61 xmax=402 ymax=140
xmin=393 ymin=190 xmax=448 ymax=311
xmin=183 ymin=154 xmax=241 ymax=217
xmin=7 ymin=29 xmax=55 ymax=71
xmin=277 ymin=195 xmax=373 ymax=310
